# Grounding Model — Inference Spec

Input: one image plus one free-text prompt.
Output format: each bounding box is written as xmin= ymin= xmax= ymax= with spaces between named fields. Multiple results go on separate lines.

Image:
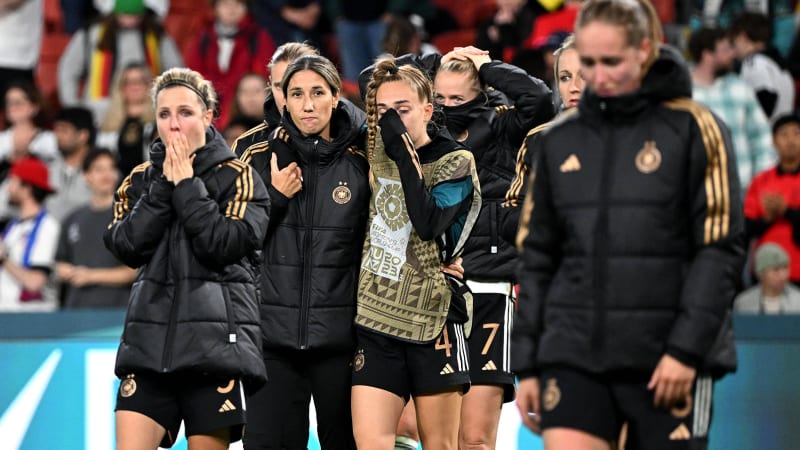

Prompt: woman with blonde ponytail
xmin=512 ymin=0 xmax=744 ymax=449
xmin=351 ymin=57 xmax=481 ymax=450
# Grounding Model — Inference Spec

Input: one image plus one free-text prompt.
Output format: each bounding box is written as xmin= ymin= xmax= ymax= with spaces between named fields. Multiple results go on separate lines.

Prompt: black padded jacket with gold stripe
xmin=512 ymin=46 xmax=746 ymax=379
xmin=239 ymin=99 xmax=369 ymax=352
xmin=104 ymin=127 xmax=270 ymax=389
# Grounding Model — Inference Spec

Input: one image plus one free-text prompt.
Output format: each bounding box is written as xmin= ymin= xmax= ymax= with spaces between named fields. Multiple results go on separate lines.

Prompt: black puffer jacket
xmin=105 ymin=128 xmax=270 ymax=387
xmin=448 ymin=61 xmax=553 ymax=281
xmin=240 ymin=100 xmax=369 ymax=351
xmin=512 ymin=46 xmax=745 ymax=378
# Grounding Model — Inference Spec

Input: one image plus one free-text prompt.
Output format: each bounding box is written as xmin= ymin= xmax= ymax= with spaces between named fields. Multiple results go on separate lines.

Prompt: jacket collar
xmin=277 ymin=99 xmax=365 ymax=165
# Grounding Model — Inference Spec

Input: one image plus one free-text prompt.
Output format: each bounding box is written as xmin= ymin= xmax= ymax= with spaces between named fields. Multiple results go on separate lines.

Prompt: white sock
xmin=394 ymin=435 xmax=419 ymax=450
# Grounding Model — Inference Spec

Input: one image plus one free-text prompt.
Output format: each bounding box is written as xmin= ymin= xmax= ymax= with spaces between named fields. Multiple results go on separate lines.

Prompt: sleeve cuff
xmin=666 ymin=346 xmax=701 ymax=369
xmin=267 ymin=185 xmax=290 ymax=209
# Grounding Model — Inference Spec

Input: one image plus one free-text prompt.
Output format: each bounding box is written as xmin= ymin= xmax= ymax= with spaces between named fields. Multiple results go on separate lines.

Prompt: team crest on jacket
xmin=636 ymin=141 xmax=662 ymax=173
xmin=332 ymin=181 xmax=352 ymax=204
xmin=120 ymin=374 xmax=137 ymax=398
xmin=542 ymin=378 xmax=561 ymax=411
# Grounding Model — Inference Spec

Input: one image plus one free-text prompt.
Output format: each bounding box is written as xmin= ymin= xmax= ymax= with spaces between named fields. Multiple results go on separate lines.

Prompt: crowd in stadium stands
xmin=2 ymin=0 xmax=800 ymax=313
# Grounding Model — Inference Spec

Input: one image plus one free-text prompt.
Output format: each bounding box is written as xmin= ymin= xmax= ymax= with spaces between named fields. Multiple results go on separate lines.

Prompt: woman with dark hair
xmin=513 ymin=1 xmax=744 ymax=448
xmin=105 ymin=67 xmax=269 ymax=450
xmin=239 ymin=54 xmax=367 ymax=450
xmin=0 ymin=80 xmax=57 ymax=164
xmin=231 ymin=41 xmax=319 ymax=158
xmin=57 ymin=0 xmax=183 ymax=124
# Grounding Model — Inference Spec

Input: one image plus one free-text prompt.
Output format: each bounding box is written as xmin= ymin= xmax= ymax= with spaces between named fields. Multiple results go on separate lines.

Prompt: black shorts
xmin=539 ymin=367 xmax=713 ymax=450
xmin=464 ymin=284 xmax=515 ymax=402
xmin=352 ymin=322 xmax=470 ymax=400
xmin=115 ymin=371 xmax=245 ymax=448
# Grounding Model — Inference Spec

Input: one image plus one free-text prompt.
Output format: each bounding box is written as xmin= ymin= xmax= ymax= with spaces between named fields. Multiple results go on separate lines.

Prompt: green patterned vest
xmin=356 ymin=129 xmax=480 ymax=343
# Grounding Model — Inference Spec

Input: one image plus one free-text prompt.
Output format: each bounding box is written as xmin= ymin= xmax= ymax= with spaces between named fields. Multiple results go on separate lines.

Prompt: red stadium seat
xmin=434 ymin=0 xmax=496 ymax=29
xmin=44 ymin=0 xmax=64 ymax=33
xmin=431 ymin=29 xmax=478 ymax=54
xmin=36 ymin=32 xmax=72 ymax=109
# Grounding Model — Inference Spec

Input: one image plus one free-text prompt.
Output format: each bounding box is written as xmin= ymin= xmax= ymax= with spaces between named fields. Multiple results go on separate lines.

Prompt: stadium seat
xmin=44 ymin=0 xmax=64 ymax=33
xmin=431 ymin=29 xmax=478 ymax=53
xmin=36 ymin=32 xmax=72 ymax=109
xmin=434 ymin=0 xmax=496 ymax=29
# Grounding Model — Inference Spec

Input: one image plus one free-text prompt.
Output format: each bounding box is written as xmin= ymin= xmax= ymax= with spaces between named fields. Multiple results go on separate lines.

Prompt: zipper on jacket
xmin=489 ymin=201 xmax=498 ymax=254
xmin=161 ymin=225 xmax=182 ymax=371
xmin=222 ymin=285 xmax=237 ymax=344
xmin=298 ymin=139 xmax=319 ymax=350
xmin=591 ymin=127 xmax=613 ymax=354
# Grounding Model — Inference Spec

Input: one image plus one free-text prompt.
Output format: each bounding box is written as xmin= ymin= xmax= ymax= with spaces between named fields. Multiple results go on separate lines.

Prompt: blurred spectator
xmin=55 ymin=148 xmax=135 ymax=308
xmin=729 ymin=12 xmax=795 ymax=123
xmin=327 ymin=0 xmax=389 ymax=82
xmin=186 ymin=0 xmax=274 ymax=130
xmin=60 ymin=0 xmax=99 ymax=34
xmin=248 ymin=0 xmax=322 ymax=46
xmin=734 ymin=243 xmax=800 ymax=314
xmin=57 ymin=0 xmax=183 ymax=125
xmin=46 ymin=107 xmax=95 ymax=222
xmin=476 ymin=0 xmax=535 ymax=62
xmin=93 ymin=0 xmax=169 ymax=20
xmin=689 ymin=27 xmax=775 ymax=190
xmin=96 ymin=62 xmax=154 ymax=178
xmin=745 ymin=114 xmax=800 ymax=284
xmin=0 ymin=0 xmax=42 ymax=107
xmin=0 ymin=156 xmax=60 ymax=312
xmin=223 ymin=115 xmax=260 ymax=147
xmin=523 ymin=0 xmax=581 ymax=50
xmin=787 ymin=28 xmax=800 ymax=83
xmin=0 ymin=80 xmax=59 ymax=165
xmin=689 ymin=0 xmax=797 ymax=58
xmin=226 ymin=73 xmax=268 ymax=128
xmin=381 ymin=14 xmax=438 ymax=57
xmin=529 ymin=30 xmax=569 ymax=93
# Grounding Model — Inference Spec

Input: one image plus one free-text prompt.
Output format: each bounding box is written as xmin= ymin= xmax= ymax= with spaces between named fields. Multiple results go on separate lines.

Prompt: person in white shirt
xmin=729 ymin=12 xmax=795 ymax=124
xmin=0 ymin=156 xmax=60 ymax=312
xmin=734 ymin=243 xmax=800 ymax=314
xmin=0 ymin=0 xmax=43 ymax=105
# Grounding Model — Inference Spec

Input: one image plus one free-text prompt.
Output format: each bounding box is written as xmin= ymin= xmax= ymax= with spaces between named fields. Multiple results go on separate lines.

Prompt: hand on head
xmin=442 ymin=46 xmax=491 ymax=69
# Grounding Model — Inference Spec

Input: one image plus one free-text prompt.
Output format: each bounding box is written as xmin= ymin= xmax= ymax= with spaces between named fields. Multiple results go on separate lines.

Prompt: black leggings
xmin=243 ymin=348 xmax=357 ymax=450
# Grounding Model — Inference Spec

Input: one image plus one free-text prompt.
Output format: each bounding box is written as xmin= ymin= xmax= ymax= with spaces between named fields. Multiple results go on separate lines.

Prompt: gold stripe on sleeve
xmin=663 ymin=98 xmax=730 ymax=243
xmin=111 ymin=161 xmax=151 ymax=225
xmin=223 ymin=159 xmax=253 ymax=220
xmin=515 ymin=172 xmax=536 ymax=251
xmin=504 ymin=121 xmax=551 ymax=207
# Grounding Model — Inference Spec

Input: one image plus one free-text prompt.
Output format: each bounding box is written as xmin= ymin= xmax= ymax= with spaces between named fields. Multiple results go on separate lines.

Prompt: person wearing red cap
xmin=0 ymin=156 xmax=60 ymax=312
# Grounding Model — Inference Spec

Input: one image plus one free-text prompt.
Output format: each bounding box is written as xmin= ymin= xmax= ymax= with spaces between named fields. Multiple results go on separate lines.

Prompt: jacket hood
xmin=580 ymin=45 xmax=691 ymax=120
xmin=640 ymin=45 xmax=692 ymax=101
xmin=262 ymin=94 xmax=281 ymax=127
xmin=279 ymin=98 xmax=366 ymax=165
xmin=150 ymin=127 xmax=234 ymax=176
